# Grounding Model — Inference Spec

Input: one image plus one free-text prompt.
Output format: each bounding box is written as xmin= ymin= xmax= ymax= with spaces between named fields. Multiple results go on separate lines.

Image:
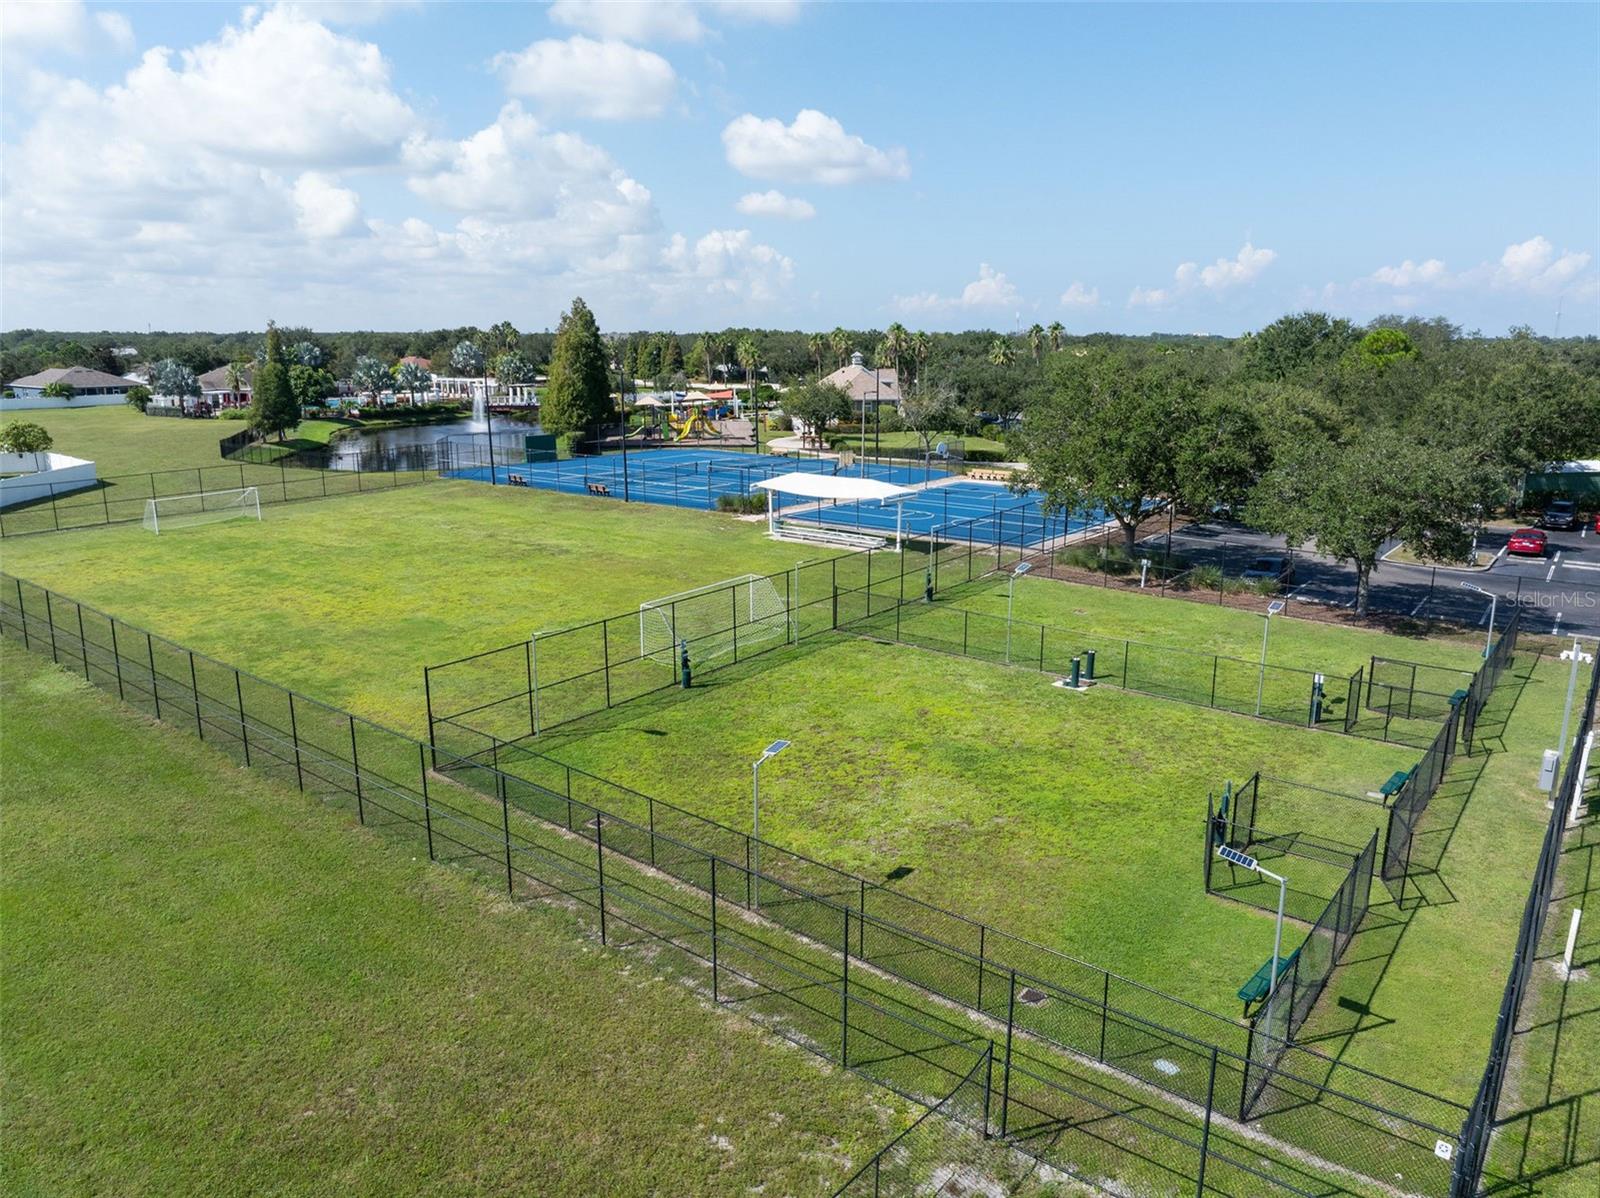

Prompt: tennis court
xmin=445 ymin=446 xmax=938 ymax=510
xmin=778 ymin=478 xmax=1106 ymax=546
xmin=445 ymin=446 xmax=1106 ymax=546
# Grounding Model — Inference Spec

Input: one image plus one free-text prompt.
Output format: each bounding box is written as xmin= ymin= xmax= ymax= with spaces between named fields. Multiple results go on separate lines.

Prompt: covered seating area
xmin=751 ymin=472 xmax=916 ymax=551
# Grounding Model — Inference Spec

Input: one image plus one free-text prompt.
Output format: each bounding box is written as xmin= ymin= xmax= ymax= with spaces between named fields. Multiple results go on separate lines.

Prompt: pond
xmin=324 ymin=416 xmax=543 ymax=470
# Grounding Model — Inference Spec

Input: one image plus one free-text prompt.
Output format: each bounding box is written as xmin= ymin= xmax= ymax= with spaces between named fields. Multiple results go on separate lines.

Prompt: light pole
xmin=751 ymin=739 xmax=790 ymax=909
xmin=1217 ymin=844 xmax=1289 ymax=1000
xmin=615 ymin=358 xmax=631 ymax=503
xmin=1005 ymin=561 xmax=1033 ymax=663
xmin=1460 ymin=582 xmax=1497 ymax=657
xmin=1255 ymin=599 xmax=1286 ymax=716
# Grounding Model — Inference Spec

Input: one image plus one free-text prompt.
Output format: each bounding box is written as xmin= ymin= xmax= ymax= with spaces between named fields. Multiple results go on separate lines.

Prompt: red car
xmin=1507 ymin=527 xmax=1548 ymax=556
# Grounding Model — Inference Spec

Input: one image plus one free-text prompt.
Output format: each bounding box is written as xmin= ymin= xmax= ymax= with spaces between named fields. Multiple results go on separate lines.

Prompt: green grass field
xmin=16 ymin=404 xmax=243 ymax=474
xmin=1 ymin=472 xmax=1578 ymax=1188
xmin=0 ymin=641 xmax=909 ymax=1197
xmin=526 ymin=634 xmax=1411 ymax=1016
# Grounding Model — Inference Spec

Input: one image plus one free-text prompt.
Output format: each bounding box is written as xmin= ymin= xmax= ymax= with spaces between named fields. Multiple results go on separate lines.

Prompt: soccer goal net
xmin=142 ymin=486 xmax=262 ymax=534
xmin=639 ymin=573 xmax=789 ymax=666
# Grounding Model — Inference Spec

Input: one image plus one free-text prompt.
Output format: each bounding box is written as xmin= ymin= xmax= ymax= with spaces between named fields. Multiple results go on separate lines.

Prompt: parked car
xmin=1595 ymin=510 xmax=1600 ymax=534
xmin=1507 ymin=528 xmax=1549 ymax=556
xmin=1540 ymin=498 xmax=1579 ymax=530
xmin=1240 ymin=555 xmax=1295 ymax=584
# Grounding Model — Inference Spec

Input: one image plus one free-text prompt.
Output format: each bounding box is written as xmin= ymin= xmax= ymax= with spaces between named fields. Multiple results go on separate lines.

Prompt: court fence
xmin=0 ymin=453 xmax=438 ymax=538
xmin=1207 ymin=791 xmax=1380 ymax=1112
xmin=0 ymin=569 xmax=1472 ymax=1196
xmin=4 ymin=570 xmax=1472 ymax=1198
xmin=425 ymin=511 xmax=1457 ymax=754
xmin=1449 ymin=646 xmax=1600 ymax=1196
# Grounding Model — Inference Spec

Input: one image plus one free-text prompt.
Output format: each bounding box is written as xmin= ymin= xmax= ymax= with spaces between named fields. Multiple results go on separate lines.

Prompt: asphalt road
xmin=1134 ymin=519 xmax=1600 ymax=639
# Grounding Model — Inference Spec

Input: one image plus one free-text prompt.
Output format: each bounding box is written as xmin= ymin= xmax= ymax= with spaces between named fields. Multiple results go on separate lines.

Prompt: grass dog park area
xmin=0 ymin=416 xmax=1580 ymax=1194
xmin=0 ymin=642 xmax=914 ymax=1198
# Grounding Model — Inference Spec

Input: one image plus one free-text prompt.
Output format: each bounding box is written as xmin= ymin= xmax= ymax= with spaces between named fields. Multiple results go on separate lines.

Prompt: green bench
xmin=1450 ymin=688 xmax=1469 ymax=707
xmin=1238 ymin=946 xmax=1301 ymax=1014
xmin=1378 ymin=769 xmax=1412 ymax=799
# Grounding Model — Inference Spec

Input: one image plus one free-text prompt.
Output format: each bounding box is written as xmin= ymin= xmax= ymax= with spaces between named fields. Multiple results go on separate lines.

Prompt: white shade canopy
xmin=751 ymin=472 xmax=914 ymax=503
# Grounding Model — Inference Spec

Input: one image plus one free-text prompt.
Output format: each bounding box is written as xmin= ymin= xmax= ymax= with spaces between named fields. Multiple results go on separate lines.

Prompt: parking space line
xmin=1546 ymin=551 xmax=1562 ymax=582
xmin=1565 ymin=562 xmax=1600 ymax=572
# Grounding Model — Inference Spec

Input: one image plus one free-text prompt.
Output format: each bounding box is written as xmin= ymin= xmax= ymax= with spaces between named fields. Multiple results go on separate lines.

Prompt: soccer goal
xmin=639 ymin=573 xmax=790 ymax=666
xmin=142 ymin=486 xmax=262 ymax=534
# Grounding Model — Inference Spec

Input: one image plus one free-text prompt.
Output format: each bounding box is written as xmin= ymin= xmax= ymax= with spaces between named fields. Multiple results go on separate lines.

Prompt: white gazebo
xmin=751 ymin=472 xmax=915 ymax=551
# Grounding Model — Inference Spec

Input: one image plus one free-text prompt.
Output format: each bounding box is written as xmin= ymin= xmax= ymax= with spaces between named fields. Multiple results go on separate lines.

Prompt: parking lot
xmin=1134 ymin=517 xmax=1600 ymax=637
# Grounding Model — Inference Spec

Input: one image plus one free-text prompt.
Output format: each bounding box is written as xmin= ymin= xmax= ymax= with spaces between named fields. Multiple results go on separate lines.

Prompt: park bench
xmin=1238 ymin=945 xmax=1301 ymax=1015
xmin=586 ymin=482 xmax=612 ymax=497
xmin=1450 ymin=687 xmax=1469 ymax=707
xmin=507 ymin=473 xmax=526 ymax=487
xmin=1376 ymin=769 xmax=1412 ymax=801
xmin=967 ymin=468 xmax=1014 ymax=482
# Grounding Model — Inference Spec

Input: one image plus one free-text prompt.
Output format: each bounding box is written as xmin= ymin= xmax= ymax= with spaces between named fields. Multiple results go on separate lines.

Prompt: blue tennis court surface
xmin=445 ymin=446 xmax=1104 ymax=546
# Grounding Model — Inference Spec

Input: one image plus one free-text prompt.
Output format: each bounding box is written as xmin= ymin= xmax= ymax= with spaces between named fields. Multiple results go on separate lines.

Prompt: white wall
xmin=0 ymin=452 xmax=99 ymax=509
xmin=1 ymin=391 xmax=128 ymax=411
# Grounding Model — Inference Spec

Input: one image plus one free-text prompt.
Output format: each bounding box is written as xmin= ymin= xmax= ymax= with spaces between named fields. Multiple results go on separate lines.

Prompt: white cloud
xmin=549 ymin=0 xmax=800 ymax=44
xmin=1361 ymin=237 xmax=1593 ymax=298
xmin=1493 ymin=235 xmax=1591 ymax=292
xmin=658 ymin=228 xmax=794 ymax=302
xmin=2 ymin=1 xmax=135 ymax=63
xmin=722 ymin=109 xmax=909 ymax=185
xmin=1129 ymin=242 xmax=1276 ymax=307
xmin=496 ymin=36 xmax=676 ymax=120
xmin=1369 ymin=258 xmax=1448 ymax=288
xmin=894 ymin=263 xmax=1018 ymax=314
xmin=960 ymin=263 xmax=1018 ymax=307
xmin=94 ymin=10 xmax=134 ymax=52
xmin=1058 ymin=281 xmax=1099 ymax=308
xmin=735 ymin=189 xmax=815 ymax=220
xmin=1195 ymin=242 xmax=1276 ymax=289
xmin=293 ymin=172 xmax=362 ymax=238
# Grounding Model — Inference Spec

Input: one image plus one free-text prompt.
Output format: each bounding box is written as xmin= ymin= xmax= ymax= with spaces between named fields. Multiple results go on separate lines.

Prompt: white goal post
xmin=142 ymin=486 xmax=262 ymax=534
xmin=639 ymin=573 xmax=790 ymax=666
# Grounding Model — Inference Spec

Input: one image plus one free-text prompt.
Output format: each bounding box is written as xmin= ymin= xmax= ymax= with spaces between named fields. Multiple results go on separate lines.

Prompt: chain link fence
xmin=4 ymin=569 xmax=1473 ymax=1198
xmin=0 ymin=453 xmax=438 ymax=537
xmin=1450 ymin=645 xmax=1599 ymax=1195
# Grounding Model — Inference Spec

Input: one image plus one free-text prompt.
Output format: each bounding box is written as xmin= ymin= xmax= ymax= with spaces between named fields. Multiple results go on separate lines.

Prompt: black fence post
xmin=418 ymin=743 xmax=435 ymax=860
xmin=188 ymin=651 xmax=204 ymax=739
xmin=287 ymin=692 xmax=304 ymax=790
xmin=1123 ymin=640 xmax=1130 ymax=688
xmin=595 ymin=815 xmax=607 ymax=944
xmin=1210 ymin=656 xmax=1219 ymax=708
xmin=525 ymin=640 xmax=535 ymax=736
xmin=349 ymin=714 xmax=364 ymax=824
xmin=43 ymin=591 xmax=58 ymax=662
xmin=16 ymin=578 xmax=29 ymax=650
xmin=1098 ymin=971 xmax=1111 ymax=1062
xmin=710 ymin=856 xmax=720 ymax=1003
xmin=840 ymin=907 xmax=850 ymax=1067
xmin=1196 ymin=1046 xmax=1219 ymax=1197
xmin=982 ymin=1042 xmax=995 ymax=1139
xmin=648 ymin=795 xmax=657 ymax=869
xmin=75 ymin=604 xmax=91 ymax=682
xmin=602 ymin=620 xmax=612 ymax=708
xmin=147 ymin=632 xmax=162 ymax=720
xmin=1000 ymin=970 xmax=1016 ymax=1137
xmin=234 ymin=669 xmax=250 ymax=765
xmin=110 ymin=620 xmax=125 ymax=701
xmin=977 ymin=925 xmax=986 ymax=1011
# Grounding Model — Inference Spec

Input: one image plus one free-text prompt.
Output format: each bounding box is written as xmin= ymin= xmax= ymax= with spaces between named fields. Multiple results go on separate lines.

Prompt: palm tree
xmin=395 ymin=362 xmax=431 ymax=404
xmin=1027 ymin=324 xmax=1045 ymax=363
xmin=883 ymin=322 xmax=909 ymax=384
xmin=735 ymin=336 xmax=762 ymax=451
xmin=1047 ymin=321 xmax=1065 ymax=353
xmin=988 ymin=337 xmax=1016 ymax=367
xmin=910 ymin=331 xmax=932 ymax=392
xmin=829 ymin=327 xmax=851 ymax=368
xmin=697 ymin=332 xmax=715 ymax=383
xmin=489 ymin=320 xmax=519 ymax=354
xmin=807 ymin=332 xmax=826 ymax=379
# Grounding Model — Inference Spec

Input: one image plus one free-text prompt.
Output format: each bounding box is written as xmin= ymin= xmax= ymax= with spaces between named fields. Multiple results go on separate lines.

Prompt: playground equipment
xmin=668 ymin=407 xmax=721 ymax=440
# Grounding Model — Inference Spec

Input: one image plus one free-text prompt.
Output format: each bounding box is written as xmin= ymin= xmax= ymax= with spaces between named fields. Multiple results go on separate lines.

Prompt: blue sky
xmin=2 ymin=1 xmax=1595 ymax=336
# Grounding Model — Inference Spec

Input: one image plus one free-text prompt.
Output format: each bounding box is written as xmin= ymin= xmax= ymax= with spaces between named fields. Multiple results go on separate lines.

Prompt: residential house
xmin=2 ymin=366 xmax=133 ymax=411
